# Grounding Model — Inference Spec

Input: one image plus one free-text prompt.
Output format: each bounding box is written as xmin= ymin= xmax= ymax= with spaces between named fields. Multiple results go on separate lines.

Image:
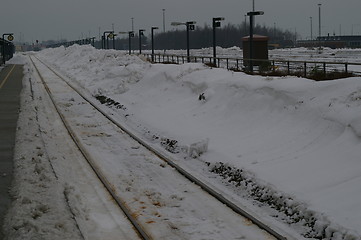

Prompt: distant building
xmin=297 ymin=35 xmax=361 ymax=48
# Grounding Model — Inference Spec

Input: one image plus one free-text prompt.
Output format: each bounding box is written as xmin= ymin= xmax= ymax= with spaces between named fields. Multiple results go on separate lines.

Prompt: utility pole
xmin=212 ymin=17 xmax=225 ymax=66
xmin=252 ymin=0 xmax=255 ymax=27
xmin=318 ymin=3 xmax=322 ymax=52
xmin=310 ymin=17 xmax=313 ymax=40
xmin=151 ymin=27 xmax=158 ymax=62
xmin=139 ymin=29 xmax=145 ymax=54
xmin=247 ymin=11 xmax=264 ymax=73
xmin=162 ymin=9 xmax=166 ymax=32
xmin=318 ymin=4 xmax=321 ymax=38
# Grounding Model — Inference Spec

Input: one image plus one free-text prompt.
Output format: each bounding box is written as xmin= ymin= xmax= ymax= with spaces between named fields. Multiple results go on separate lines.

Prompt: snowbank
xmin=33 ymin=45 xmax=361 ymax=239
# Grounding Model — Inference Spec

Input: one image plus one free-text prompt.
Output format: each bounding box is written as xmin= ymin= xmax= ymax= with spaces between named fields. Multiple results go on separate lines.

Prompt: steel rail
xmin=32 ymin=55 xmax=296 ymax=240
xmin=29 ymin=56 xmax=151 ymax=240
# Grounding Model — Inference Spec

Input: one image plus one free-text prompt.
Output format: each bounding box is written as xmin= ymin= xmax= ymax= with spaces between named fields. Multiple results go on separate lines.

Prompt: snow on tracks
xmin=26 ymin=55 xmax=288 ymax=239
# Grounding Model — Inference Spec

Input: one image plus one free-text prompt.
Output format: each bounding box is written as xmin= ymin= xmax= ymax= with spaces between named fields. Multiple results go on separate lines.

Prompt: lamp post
xmin=151 ymin=27 xmax=159 ymax=62
xmin=171 ymin=21 xmax=196 ymax=63
xmin=103 ymin=31 xmax=113 ymax=49
xmin=162 ymin=9 xmax=166 ymax=32
xmin=318 ymin=3 xmax=322 ymax=52
xmin=90 ymin=37 xmax=96 ymax=47
xmin=2 ymin=33 xmax=14 ymax=65
xmin=106 ymin=32 xmax=115 ymax=49
xmin=212 ymin=17 xmax=225 ymax=66
xmin=247 ymin=11 xmax=264 ymax=73
xmin=310 ymin=17 xmax=313 ymax=40
xmin=128 ymin=31 xmax=134 ymax=54
xmin=185 ymin=21 xmax=196 ymax=62
xmin=162 ymin=9 xmax=166 ymax=53
xmin=112 ymin=34 xmax=117 ymax=49
xmin=139 ymin=29 xmax=145 ymax=54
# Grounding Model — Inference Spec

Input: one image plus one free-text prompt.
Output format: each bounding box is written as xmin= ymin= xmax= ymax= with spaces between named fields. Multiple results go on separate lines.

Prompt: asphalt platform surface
xmin=0 ymin=64 xmax=23 ymax=239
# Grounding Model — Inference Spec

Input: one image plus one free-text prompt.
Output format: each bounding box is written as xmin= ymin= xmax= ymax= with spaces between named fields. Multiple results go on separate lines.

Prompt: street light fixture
xmin=151 ymin=27 xmax=159 ymax=62
xmin=128 ymin=31 xmax=134 ymax=54
xmin=212 ymin=17 xmax=225 ymax=66
xmin=171 ymin=21 xmax=196 ymax=62
xmin=247 ymin=11 xmax=264 ymax=73
xmin=139 ymin=29 xmax=146 ymax=54
xmin=2 ymin=33 xmax=14 ymax=65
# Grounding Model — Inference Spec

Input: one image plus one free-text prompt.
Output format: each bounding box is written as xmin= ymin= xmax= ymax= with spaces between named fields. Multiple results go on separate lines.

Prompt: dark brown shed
xmin=242 ymin=35 xmax=269 ymax=66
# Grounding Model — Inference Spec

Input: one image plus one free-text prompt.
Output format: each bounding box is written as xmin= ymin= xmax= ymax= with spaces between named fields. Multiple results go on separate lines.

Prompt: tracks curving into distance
xmin=29 ymin=55 xmax=295 ymax=240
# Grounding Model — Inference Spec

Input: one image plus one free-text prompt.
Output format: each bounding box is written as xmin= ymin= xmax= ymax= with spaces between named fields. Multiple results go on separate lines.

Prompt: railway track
xmin=29 ymin=55 xmax=296 ymax=240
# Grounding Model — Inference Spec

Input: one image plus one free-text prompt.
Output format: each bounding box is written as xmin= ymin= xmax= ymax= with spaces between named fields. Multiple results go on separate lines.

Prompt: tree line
xmin=94 ymin=22 xmax=296 ymax=50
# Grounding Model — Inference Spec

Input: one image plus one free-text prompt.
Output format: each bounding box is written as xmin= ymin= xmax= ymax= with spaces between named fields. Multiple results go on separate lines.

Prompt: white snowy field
xmin=5 ymin=45 xmax=361 ymax=239
xmin=158 ymin=47 xmax=361 ymax=63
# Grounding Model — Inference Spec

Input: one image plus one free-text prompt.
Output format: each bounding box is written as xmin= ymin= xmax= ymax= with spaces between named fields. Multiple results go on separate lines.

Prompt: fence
xmin=144 ymin=53 xmax=361 ymax=80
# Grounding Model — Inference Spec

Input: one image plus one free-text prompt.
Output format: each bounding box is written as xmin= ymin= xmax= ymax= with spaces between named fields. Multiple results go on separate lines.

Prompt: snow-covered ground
xmin=150 ymin=47 xmax=361 ymax=74
xmin=4 ymin=45 xmax=361 ymax=239
xmin=159 ymin=47 xmax=361 ymax=63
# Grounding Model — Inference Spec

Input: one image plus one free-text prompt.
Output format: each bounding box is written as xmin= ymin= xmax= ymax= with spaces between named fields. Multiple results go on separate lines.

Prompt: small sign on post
xmin=107 ymin=33 xmax=114 ymax=39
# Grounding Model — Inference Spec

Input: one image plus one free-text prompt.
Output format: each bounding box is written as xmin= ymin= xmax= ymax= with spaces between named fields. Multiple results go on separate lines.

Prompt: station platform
xmin=0 ymin=64 xmax=23 ymax=238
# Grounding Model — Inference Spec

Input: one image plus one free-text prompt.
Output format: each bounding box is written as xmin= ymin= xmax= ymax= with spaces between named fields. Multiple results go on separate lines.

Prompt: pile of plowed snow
xmin=34 ymin=45 xmax=361 ymax=239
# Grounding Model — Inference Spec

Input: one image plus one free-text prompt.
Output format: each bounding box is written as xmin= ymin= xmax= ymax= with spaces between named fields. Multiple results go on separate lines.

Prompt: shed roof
xmin=242 ymin=35 xmax=269 ymax=42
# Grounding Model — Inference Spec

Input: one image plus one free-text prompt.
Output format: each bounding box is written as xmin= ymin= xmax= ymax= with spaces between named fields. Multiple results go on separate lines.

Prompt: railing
xmin=144 ymin=53 xmax=361 ymax=80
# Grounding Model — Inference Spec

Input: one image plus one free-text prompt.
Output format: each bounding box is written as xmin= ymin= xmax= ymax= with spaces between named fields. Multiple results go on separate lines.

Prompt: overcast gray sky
xmin=1 ymin=0 xmax=361 ymax=43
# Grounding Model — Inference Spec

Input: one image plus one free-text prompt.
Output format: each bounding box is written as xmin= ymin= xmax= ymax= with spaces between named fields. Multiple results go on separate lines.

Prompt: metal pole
xmin=152 ymin=29 xmax=154 ymax=61
xmin=318 ymin=3 xmax=321 ymax=51
xmin=252 ymin=0 xmax=255 ymax=27
xmin=103 ymin=32 xmax=107 ymax=49
xmin=186 ymin=22 xmax=190 ymax=63
xmin=2 ymin=34 xmax=5 ymax=65
xmin=163 ymin=9 xmax=166 ymax=53
xmin=151 ymin=27 xmax=158 ymax=62
xmin=129 ymin=32 xmax=132 ymax=55
xmin=139 ymin=30 xmax=142 ymax=54
xmin=139 ymin=30 xmax=145 ymax=54
xmin=162 ymin=9 xmax=166 ymax=32
xmin=310 ymin=17 xmax=313 ymax=40
xmin=249 ymin=15 xmax=254 ymax=73
xmin=213 ymin=18 xmax=217 ymax=66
